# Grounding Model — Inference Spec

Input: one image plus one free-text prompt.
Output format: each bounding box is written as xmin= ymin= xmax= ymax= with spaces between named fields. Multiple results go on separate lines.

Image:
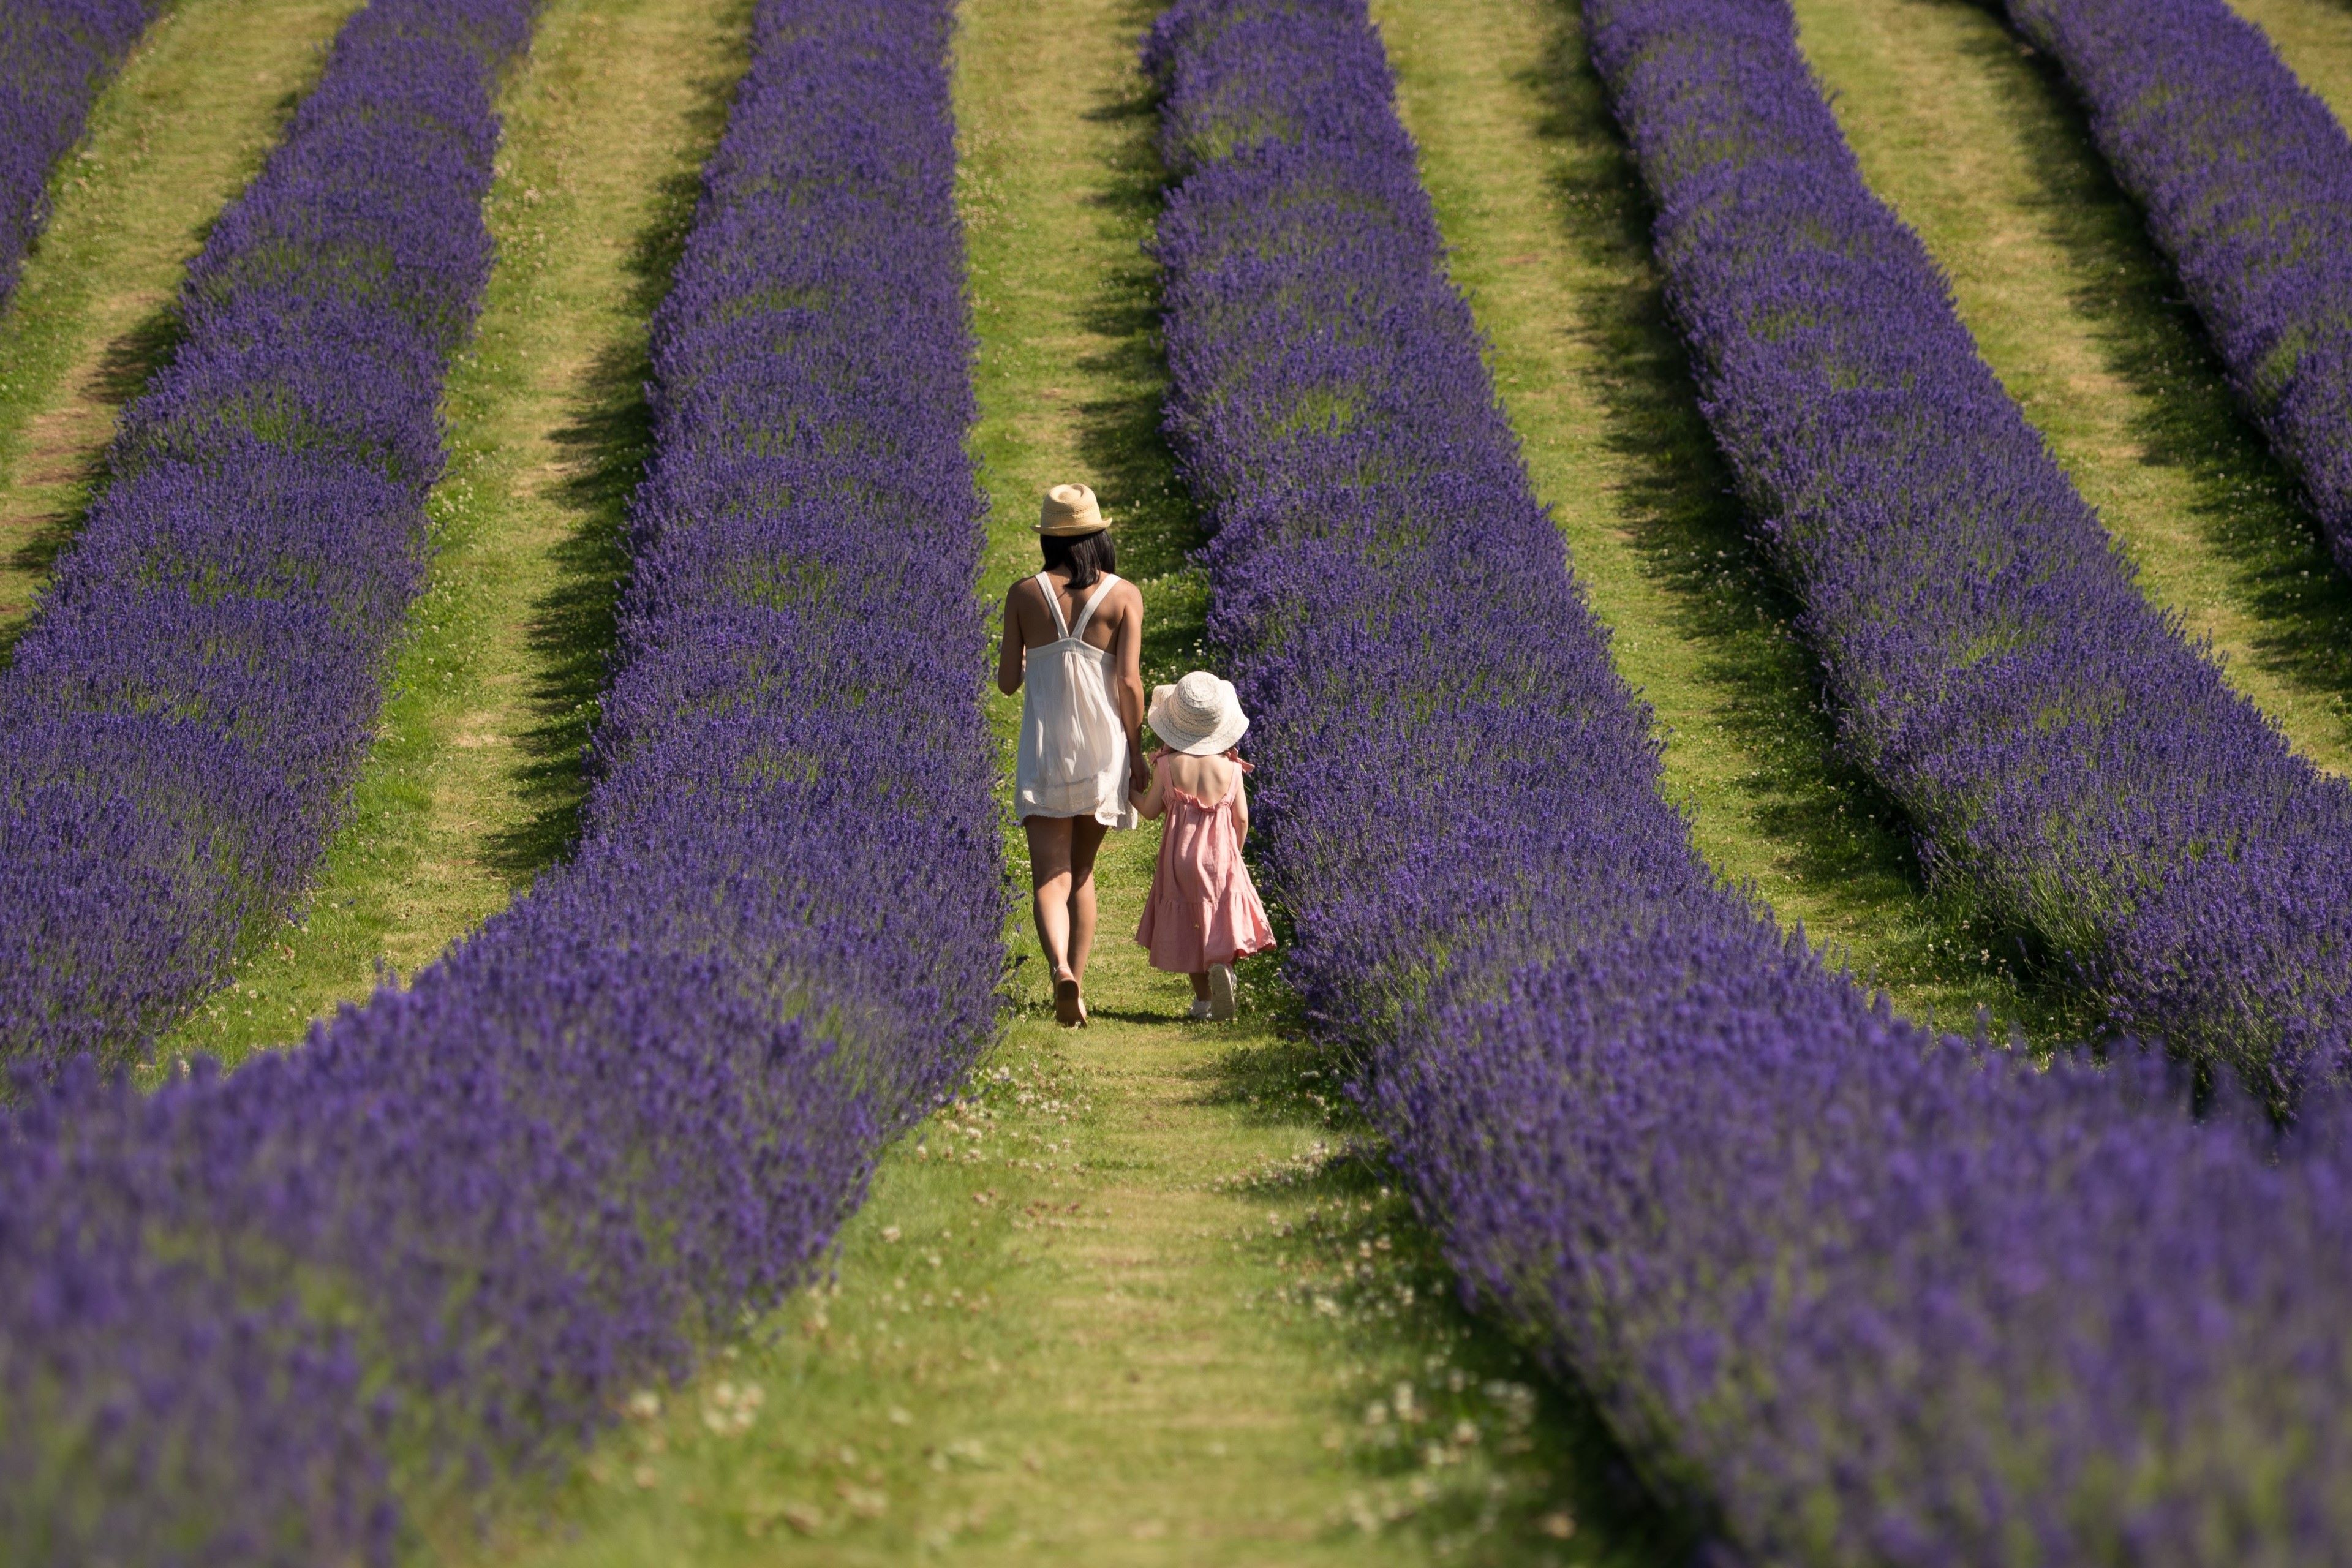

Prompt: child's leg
xmin=1063 ymin=816 xmax=1110 ymax=982
xmin=1207 ymin=956 xmax=1237 ymax=1019
xmin=1025 ymin=816 xmax=1077 ymax=981
xmin=1189 ymin=971 xmax=1210 ymax=999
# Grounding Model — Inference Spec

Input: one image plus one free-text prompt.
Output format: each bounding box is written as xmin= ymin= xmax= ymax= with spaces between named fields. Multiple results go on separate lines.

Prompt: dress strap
xmin=1068 ymin=573 xmax=1118 ymax=641
xmin=1035 ymin=571 xmax=1070 ymax=639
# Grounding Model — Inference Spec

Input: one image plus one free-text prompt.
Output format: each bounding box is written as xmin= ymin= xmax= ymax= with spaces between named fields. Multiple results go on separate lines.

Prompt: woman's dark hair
xmin=1041 ymin=528 xmax=1116 ymax=591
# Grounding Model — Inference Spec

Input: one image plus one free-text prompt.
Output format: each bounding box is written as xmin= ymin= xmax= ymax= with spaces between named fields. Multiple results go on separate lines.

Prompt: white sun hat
xmin=1148 ymin=669 xmax=1249 ymax=756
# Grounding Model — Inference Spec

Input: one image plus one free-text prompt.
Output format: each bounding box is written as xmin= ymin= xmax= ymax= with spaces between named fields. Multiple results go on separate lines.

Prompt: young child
xmin=1134 ymin=671 xmax=1275 ymax=1020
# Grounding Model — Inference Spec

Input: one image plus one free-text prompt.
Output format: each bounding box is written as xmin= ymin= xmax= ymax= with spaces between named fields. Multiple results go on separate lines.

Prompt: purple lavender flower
xmin=0 ymin=1 xmax=999 ymax=1559
xmin=1585 ymin=0 xmax=2352 ymax=1099
xmin=0 ymin=0 xmax=532 ymax=1076
xmin=2000 ymin=0 xmax=2352 ymax=582
xmin=1151 ymin=0 xmax=2352 ymax=1559
xmin=0 ymin=0 xmax=160 ymax=311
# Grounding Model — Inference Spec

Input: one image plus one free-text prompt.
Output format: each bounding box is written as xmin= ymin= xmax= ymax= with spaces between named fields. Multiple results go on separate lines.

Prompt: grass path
xmin=1367 ymin=0 xmax=2067 ymax=1039
xmin=152 ymin=0 xmax=750 ymax=1070
xmin=0 ymin=0 xmax=363 ymax=654
xmin=1790 ymin=0 xmax=2352 ymax=777
xmin=438 ymin=0 xmax=1680 ymax=1562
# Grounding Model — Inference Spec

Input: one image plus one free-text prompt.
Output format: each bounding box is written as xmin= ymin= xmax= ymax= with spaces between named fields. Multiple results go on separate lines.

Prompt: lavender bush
xmin=1998 ymin=0 xmax=2352 ymax=579
xmin=1585 ymin=0 xmax=2352 ymax=1100
xmin=0 ymin=0 xmax=160 ymax=312
xmin=0 ymin=0 xmax=532 ymax=1077
xmin=1151 ymin=0 xmax=2352 ymax=1560
xmin=0 ymin=0 xmax=999 ymax=1558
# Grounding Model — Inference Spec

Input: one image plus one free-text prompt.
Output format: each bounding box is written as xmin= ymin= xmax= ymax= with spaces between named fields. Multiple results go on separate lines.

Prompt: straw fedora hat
xmin=1036 ymin=483 xmax=1109 ymax=537
xmin=1148 ymin=671 xmax=1249 ymax=756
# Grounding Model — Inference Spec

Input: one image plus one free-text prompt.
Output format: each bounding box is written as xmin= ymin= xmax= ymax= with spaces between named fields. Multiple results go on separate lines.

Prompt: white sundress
xmin=1014 ymin=571 xmax=1137 ymax=829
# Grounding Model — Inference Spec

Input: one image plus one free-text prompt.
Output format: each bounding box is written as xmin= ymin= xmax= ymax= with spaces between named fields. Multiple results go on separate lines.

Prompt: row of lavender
xmin=1601 ymin=0 xmax=2352 ymax=1099
xmin=1149 ymin=0 xmax=2352 ymax=1561
xmin=0 ymin=0 xmax=1000 ymax=1558
xmin=0 ymin=0 xmax=531 ymax=1077
xmin=0 ymin=0 xmax=159 ymax=311
xmin=1999 ymin=0 xmax=2352 ymax=578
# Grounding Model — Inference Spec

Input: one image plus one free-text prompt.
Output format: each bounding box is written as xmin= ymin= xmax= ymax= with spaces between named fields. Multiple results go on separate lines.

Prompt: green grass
xmin=0 ymin=0 xmax=364 ymax=654
xmin=148 ymin=0 xmax=753 ymax=1072
xmin=436 ymin=0 xmax=1684 ymax=1562
xmin=1791 ymin=0 xmax=2352 ymax=778
xmin=1366 ymin=0 xmax=2078 ymax=1042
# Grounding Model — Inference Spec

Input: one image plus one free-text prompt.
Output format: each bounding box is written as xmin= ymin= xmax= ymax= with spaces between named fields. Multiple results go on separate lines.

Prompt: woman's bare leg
xmin=1064 ymin=816 xmax=1110 ymax=984
xmin=1025 ymin=816 xmax=1078 ymax=982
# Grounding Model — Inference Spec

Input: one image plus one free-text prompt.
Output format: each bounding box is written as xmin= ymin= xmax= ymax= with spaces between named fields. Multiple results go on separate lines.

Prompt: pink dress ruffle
xmin=1137 ymin=783 xmax=1276 ymax=973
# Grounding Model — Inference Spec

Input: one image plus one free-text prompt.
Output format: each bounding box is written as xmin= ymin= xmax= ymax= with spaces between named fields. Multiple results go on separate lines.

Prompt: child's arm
xmin=1229 ymin=755 xmax=1250 ymax=842
xmin=1134 ymin=748 xmax=1169 ymax=820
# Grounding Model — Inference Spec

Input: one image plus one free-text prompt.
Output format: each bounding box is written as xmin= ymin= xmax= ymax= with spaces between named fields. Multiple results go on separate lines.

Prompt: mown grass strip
xmin=433 ymin=0 xmax=1676 ymax=1560
xmin=1791 ymin=0 xmax=2352 ymax=775
xmin=1367 ymin=0 xmax=2070 ymax=1040
xmin=152 ymin=0 xmax=750 ymax=1071
xmin=0 ymin=0 xmax=362 ymax=652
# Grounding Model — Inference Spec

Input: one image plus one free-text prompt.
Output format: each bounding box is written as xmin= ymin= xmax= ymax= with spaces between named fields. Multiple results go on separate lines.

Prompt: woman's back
xmin=1009 ymin=570 xmax=1134 ymax=656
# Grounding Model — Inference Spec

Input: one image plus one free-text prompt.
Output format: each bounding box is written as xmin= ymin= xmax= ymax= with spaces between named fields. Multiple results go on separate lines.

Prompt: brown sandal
xmin=1053 ymin=975 xmax=1082 ymax=1028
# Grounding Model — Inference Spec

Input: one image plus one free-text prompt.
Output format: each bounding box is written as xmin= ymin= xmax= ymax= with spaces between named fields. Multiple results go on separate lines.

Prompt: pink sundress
xmin=1137 ymin=771 xmax=1276 ymax=973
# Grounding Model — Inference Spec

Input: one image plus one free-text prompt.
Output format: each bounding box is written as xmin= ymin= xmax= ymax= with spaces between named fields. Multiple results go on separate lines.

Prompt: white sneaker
xmin=1188 ymin=998 xmax=1214 ymax=1022
xmin=1207 ymin=963 xmax=1237 ymax=1020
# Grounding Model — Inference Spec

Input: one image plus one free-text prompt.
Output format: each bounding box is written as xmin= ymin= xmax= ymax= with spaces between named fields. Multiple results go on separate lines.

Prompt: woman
xmin=999 ymin=483 xmax=1147 ymax=1027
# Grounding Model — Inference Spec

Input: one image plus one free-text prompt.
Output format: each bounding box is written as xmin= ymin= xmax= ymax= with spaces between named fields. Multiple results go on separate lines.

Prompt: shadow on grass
xmin=478 ymin=325 xmax=639 ymax=878
xmin=1511 ymin=0 xmax=2087 ymax=1041
xmin=1201 ymin=1027 xmax=1366 ymax=1130
xmin=0 ymin=298 xmax=184 ymax=667
xmin=1208 ymin=1099 xmax=1704 ymax=1566
xmin=1074 ymin=0 xmax=1208 ymax=690
xmin=481 ymin=110 xmax=736 ymax=875
xmin=1942 ymin=0 xmax=2352 ymax=734
xmin=1193 ymin=1002 xmax=1705 ymax=1561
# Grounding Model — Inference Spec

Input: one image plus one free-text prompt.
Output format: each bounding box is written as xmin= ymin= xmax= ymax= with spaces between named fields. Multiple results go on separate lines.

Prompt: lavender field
xmin=1 ymin=0 xmax=2350 ymax=1559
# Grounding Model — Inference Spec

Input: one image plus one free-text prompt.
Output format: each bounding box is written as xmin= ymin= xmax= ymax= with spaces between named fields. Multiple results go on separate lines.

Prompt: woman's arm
xmin=1115 ymin=581 xmax=1148 ymax=791
xmin=995 ymin=581 xmax=1028 ymax=696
